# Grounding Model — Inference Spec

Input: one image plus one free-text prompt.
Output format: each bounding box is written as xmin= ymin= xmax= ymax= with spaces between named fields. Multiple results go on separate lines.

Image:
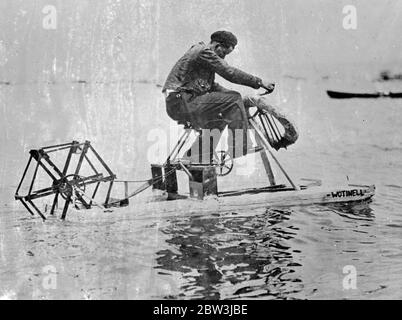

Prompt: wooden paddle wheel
xmin=15 ymin=141 xmax=118 ymax=220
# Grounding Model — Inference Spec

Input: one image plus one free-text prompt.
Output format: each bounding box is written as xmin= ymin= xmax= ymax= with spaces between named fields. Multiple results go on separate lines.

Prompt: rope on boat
xmin=115 ymin=179 xmax=153 ymax=183
xmin=61 ymin=169 xmax=178 ymax=210
xmin=106 ymin=168 xmax=177 ymax=207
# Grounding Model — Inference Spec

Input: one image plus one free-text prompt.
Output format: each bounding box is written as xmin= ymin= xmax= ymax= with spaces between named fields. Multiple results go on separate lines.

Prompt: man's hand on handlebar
xmin=260 ymin=81 xmax=275 ymax=95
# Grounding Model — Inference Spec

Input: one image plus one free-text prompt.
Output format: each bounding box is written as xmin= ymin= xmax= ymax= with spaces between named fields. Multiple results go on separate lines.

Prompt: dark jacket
xmin=162 ymin=42 xmax=262 ymax=96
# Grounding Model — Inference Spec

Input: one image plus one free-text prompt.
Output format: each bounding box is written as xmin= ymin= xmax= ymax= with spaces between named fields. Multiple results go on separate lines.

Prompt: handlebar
xmin=259 ymin=83 xmax=275 ymax=96
xmin=246 ymin=83 xmax=275 ymax=119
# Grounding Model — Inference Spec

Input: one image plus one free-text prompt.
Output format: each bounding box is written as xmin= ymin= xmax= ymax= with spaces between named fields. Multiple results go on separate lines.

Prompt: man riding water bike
xmin=162 ymin=30 xmax=275 ymax=164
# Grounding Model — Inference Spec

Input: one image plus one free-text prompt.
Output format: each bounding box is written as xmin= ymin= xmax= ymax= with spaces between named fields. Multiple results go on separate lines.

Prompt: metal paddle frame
xmin=165 ymin=121 xmax=234 ymax=177
xmin=15 ymin=140 xmax=116 ymax=220
xmin=248 ymin=117 xmax=299 ymax=190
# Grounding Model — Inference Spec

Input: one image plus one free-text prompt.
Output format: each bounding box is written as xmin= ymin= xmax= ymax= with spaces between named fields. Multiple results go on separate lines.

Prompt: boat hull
xmin=61 ymin=183 xmax=375 ymax=221
xmin=144 ymin=184 xmax=376 ymax=216
xmin=216 ymin=184 xmax=375 ymax=210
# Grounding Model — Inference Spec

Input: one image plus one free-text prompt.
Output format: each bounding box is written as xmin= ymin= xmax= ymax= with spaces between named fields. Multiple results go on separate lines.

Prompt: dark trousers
xmin=166 ymin=90 xmax=252 ymax=162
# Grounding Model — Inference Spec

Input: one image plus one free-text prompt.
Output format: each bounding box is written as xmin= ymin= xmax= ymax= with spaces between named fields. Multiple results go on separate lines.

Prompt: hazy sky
xmin=1 ymin=0 xmax=401 ymax=83
xmin=275 ymin=0 xmax=402 ymax=66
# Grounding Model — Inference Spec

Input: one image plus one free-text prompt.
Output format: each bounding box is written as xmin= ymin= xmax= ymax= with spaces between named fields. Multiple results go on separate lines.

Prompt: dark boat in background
xmin=327 ymin=90 xmax=402 ymax=99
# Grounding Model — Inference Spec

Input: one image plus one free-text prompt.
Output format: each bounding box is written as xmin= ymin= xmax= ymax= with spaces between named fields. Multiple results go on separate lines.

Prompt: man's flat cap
xmin=210 ymin=31 xmax=238 ymax=48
